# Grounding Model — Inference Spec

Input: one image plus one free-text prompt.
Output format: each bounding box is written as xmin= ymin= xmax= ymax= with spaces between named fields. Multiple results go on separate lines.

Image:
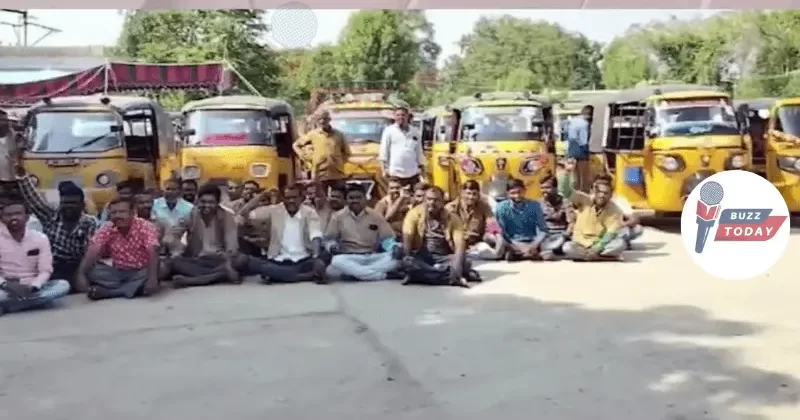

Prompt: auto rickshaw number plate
xmin=46 ymin=158 xmax=80 ymax=167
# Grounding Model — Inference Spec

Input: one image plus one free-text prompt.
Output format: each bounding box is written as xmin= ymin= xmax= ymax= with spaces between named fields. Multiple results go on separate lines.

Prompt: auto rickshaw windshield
xmin=26 ymin=111 xmax=123 ymax=153
xmin=185 ymin=109 xmax=275 ymax=146
xmin=330 ymin=116 xmax=393 ymax=143
xmin=654 ymin=103 xmax=739 ymax=137
xmin=434 ymin=115 xmax=453 ymax=141
xmin=777 ymin=105 xmax=800 ymax=136
xmin=460 ymin=105 xmax=544 ymax=141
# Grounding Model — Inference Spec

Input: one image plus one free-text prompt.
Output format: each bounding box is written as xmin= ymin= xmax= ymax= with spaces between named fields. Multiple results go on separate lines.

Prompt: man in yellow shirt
xmin=563 ymin=175 xmax=626 ymax=261
xmin=293 ymin=111 xmax=351 ymax=189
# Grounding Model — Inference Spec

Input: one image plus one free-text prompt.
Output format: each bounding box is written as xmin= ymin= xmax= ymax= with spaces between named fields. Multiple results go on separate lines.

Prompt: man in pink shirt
xmin=75 ymin=198 xmax=160 ymax=300
xmin=0 ymin=199 xmax=69 ymax=315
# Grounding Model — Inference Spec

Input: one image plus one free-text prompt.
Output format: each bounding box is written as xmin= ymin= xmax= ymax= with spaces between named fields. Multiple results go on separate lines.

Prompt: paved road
xmin=2 ymin=227 xmax=799 ymax=420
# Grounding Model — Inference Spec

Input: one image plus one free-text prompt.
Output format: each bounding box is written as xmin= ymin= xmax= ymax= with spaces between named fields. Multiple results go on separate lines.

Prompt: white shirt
xmin=379 ymin=123 xmax=425 ymax=178
xmin=275 ymin=207 xmax=322 ymax=262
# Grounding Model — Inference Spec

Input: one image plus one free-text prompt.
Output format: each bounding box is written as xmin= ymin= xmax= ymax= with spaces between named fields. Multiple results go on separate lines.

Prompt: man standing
xmin=402 ymin=186 xmax=471 ymax=287
xmin=76 ymin=198 xmax=160 ymax=300
xmin=166 ymin=184 xmax=247 ymax=288
xmin=15 ymin=163 xmax=98 ymax=292
xmin=373 ymin=177 xmax=412 ymax=238
xmin=292 ymin=111 xmax=350 ymax=189
xmin=246 ymin=184 xmax=326 ymax=284
xmin=565 ymin=105 xmax=593 ymax=193
xmin=325 ymin=184 xmax=400 ymax=281
xmin=379 ymin=106 xmax=426 ymax=187
xmin=0 ymin=200 xmax=69 ymax=314
xmin=153 ymin=178 xmax=194 ymax=228
xmin=495 ymin=179 xmax=550 ymax=261
xmin=563 ymin=176 xmax=626 ymax=261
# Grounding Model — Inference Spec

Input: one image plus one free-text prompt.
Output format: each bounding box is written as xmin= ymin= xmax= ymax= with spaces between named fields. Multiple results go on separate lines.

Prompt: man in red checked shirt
xmin=75 ymin=197 xmax=160 ymax=300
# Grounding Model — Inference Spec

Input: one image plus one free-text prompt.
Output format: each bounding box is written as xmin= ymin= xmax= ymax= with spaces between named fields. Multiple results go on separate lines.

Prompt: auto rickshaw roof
xmin=26 ymin=94 xmax=160 ymax=114
xmin=181 ymin=95 xmax=293 ymax=115
xmin=603 ymin=84 xmax=725 ymax=104
xmin=774 ymin=97 xmax=800 ymax=107
xmin=462 ymin=91 xmax=551 ymax=107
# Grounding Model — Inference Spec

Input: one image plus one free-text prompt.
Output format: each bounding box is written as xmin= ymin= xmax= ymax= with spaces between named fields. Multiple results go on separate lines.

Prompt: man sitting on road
xmin=495 ymin=179 xmax=551 ymax=261
xmin=373 ymin=177 xmax=413 ymax=238
xmin=0 ymin=199 xmax=69 ymax=315
xmin=134 ymin=189 xmax=172 ymax=281
xmin=166 ymin=184 xmax=247 ymax=288
xmin=538 ymin=174 xmax=573 ymax=259
xmin=446 ymin=180 xmax=500 ymax=261
xmin=153 ymin=178 xmax=194 ymax=228
xmin=411 ymin=182 xmax=429 ymax=208
xmin=245 ymin=184 xmax=326 ymax=284
xmin=181 ymin=179 xmax=199 ymax=204
xmin=380 ymin=106 xmax=426 ymax=187
xmin=16 ymin=163 xmax=98 ymax=293
xmin=304 ymin=181 xmax=335 ymax=232
xmin=228 ymin=180 xmax=260 ymax=214
xmin=563 ymin=175 xmax=626 ymax=261
xmin=325 ymin=184 xmax=401 ymax=282
xmin=75 ymin=198 xmax=160 ymax=300
xmin=401 ymin=186 xmax=473 ymax=287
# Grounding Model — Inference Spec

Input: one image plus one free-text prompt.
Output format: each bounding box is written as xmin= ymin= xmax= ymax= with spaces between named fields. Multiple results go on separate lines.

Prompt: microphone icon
xmin=694 ymin=181 xmax=725 ymax=254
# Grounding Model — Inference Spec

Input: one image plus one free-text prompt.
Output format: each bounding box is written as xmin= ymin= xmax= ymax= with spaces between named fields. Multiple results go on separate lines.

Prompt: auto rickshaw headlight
xmin=460 ymin=158 xmax=483 ymax=175
xmin=777 ymin=156 xmax=800 ymax=173
xmin=519 ymin=157 xmax=542 ymax=175
xmin=726 ymin=154 xmax=746 ymax=170
xmin=250 ymin=163 xmax=270 ymax=178
xmin=96 ymin=173 xmax=111 ymax=187
xmin=182 ymin=165 xmax=200 ymax=180
xmin=656 ymin=155 xmax=684 ymax=172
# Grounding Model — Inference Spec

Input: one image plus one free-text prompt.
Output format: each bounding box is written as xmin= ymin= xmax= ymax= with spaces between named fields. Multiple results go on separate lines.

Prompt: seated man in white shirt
xmin=379 ymin=106 xmax=426 ymax=187
xmin=245 ymin=184 xmax=327 ymax=284
xmin=0 ymin=200 xmax=69 ymax=314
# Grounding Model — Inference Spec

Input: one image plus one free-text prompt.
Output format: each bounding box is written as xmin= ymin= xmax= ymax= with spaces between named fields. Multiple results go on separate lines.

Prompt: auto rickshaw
xmin=315 ymin=91 xmax=406 ymax=200
xmin=444 ymin=91 xmax=555 ymax=201
xmin=421 ymin=105 xmax=455 ymax=196
xmin=743 ymin=97 xmax=800 ymax=211
xmin=20 ymin=95 xmax=179 ymax=212
xmin=552 ymin=90 xmax=620 ymax=160
xmin=179 ymin=95 xmax=297 ymax=191
xmin=592 ymin=84 xmax=751 ymax=214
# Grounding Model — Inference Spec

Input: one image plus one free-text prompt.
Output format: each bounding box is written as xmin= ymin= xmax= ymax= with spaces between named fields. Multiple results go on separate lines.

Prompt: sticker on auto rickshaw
xmin=680 ymin=170 xmax=790 ymax=281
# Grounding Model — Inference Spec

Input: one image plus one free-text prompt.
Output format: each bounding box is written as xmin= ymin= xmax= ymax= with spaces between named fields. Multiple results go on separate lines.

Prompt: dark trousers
xmin=53 ymin=259 xmax=80 ymax=293
xmin=87 ymin=264 xmax=148 ymax=299
xmin=405 ymin=251 xmax=466 ymax=286
xmin=247 ymin=256 xmax=318 ymax=283
xmin=172 ymin=255 xmax=228 ymax=277
xmin=396 ymin=174 xmax=420 ymax=187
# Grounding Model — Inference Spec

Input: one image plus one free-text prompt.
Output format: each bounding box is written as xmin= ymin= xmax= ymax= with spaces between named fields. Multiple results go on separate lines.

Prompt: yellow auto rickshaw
xmin=734 ymin=98 xmax=775 ymax=176
xmin=20 ymin=95 xmax=179 ymax=212
xmin=315 ymin=91 xmax=406 ymax=200
xmin=592 ymin=84 xmax=752 ymax=214
xmin=421 ymin=105 xmax=457 ymax=197
xmin=743 ymin=97 xmax=800 ymax=211
xmin=552 ymin=90 xmax=620 ymax=160
xmin=179 ymin=95 xmax=297 ymax=191
xmin=443 ymin=91 xmax=555 ymax=201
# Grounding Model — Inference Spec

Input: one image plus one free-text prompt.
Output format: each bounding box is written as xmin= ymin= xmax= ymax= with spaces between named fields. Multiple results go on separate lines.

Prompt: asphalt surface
xmin=2 ymin=226 xmax=800 ymax=420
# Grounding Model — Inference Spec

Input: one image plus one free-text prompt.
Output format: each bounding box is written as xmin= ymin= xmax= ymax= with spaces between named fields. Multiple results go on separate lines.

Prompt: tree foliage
xmin=437 ymin=16 xmax=603 ymax=103
xmin=116 ymin=10 xmax=280 ymax=97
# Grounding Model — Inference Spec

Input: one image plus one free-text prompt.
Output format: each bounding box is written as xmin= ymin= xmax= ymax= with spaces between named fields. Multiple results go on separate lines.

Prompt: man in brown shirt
xmin=165 ymin=184 xmax=247 ymax=288
xmin=538 ymin=174 xmax=573 ymax=259
xmin=445 ymin=180 xmax=501 ymax=261
xmin=324 ymin=184 xmax=401 ymax=281
xmin=292 ymin=111 xmax=351 ymax=189
xmin=373 ymin=177 xmax=412 ymax=238
xmin=401 ymin=186 xmax=473 ymax=287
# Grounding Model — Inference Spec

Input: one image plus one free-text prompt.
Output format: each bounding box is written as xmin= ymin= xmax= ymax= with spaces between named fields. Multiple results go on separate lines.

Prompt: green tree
xmin=333 ymin=11 xmax=424 ymax=87
xmin=600 ymin=34 xmax=656 ymax=89
xmin=439 ymin=16 xmax=603 ymax=98
xmin=116 ymin=10 xmax=280 ymax=97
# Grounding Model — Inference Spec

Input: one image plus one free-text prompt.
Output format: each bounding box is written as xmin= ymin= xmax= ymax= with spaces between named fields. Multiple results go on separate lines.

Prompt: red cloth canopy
xmin=0 ymin=61 xmax=232 ymax=106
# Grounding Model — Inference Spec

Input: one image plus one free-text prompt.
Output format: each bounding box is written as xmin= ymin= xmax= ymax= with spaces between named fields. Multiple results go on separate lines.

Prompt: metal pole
xmin=21 ymin=10 xmax=27 ymax=46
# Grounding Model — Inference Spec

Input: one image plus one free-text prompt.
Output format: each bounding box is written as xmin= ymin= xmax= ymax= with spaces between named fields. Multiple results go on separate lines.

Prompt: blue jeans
xmin=0 ymin=279 xmax=70 ymax=314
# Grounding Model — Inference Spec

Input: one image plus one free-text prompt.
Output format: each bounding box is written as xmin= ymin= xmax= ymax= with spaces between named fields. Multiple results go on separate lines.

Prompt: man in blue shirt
xmin=565 ymin=105 xmax=593 ymax=193
xmin=152 ymin=178 xmax=194 ymax=228
xmin=494 ymin=179 xmax=550 ymax=261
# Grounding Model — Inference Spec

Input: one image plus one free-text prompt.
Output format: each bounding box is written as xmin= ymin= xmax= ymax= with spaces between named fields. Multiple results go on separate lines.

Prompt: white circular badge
xmin=680 ymin=170 xmax=790 ymax=280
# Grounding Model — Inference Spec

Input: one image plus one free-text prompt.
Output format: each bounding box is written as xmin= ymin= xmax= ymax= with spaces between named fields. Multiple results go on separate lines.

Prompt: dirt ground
xmin=1 ymin=225 xmax=799 ymax=420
